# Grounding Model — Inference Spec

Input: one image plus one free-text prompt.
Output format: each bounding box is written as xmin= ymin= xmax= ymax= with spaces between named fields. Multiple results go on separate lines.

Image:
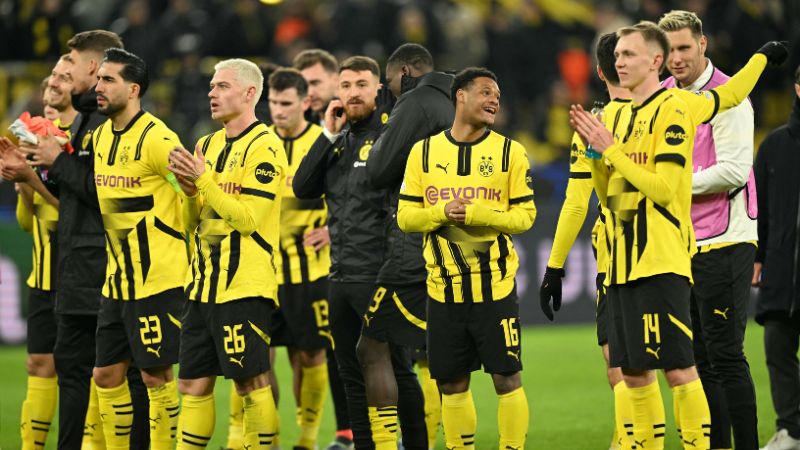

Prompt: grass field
xmin=0 ymin=323 xmax=780 ymax=449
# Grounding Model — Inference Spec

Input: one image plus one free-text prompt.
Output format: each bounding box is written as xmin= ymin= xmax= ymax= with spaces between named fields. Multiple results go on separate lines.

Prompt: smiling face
xmin=665 ymin=27 xmax=707 ymax=86
xmin=208 ymin=68 xmax=253 ymax=123
xmin=457 ymin=76 xmax=500 ymax=128
xmin=614 ymin=32 xmax=662 ymax=91
xmin=337 ymin=69 xmax=379 ymax=122
xmin=46 ymin=58 xmax=74 ymax=111
xmin=95 ymin=62 xmax=135 ymax=117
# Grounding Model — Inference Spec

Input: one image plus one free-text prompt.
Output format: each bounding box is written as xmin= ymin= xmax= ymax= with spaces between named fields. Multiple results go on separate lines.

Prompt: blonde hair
xmin=618 ymin=21 xmax=671 ymax=73
xmin=214 ymin=58 xmax=264 ymax=102
xmin=658 ymin=10 xmax=704 ymax=38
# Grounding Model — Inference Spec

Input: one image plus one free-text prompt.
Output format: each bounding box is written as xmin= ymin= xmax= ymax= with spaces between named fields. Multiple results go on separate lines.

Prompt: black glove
xmin=756 ymin=41 xmax=789 ymax=66
xmin=539 ymin=266 xmax=565 ymax=321
xmin=374 ymin=85 xmax=396 ymax=126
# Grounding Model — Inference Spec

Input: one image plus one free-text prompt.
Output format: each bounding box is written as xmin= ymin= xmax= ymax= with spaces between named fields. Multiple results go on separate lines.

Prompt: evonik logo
xmin=424 ymin=185 xmax=501 ymax=205
xmin=95 ymin=174 xmax=142 ymax=188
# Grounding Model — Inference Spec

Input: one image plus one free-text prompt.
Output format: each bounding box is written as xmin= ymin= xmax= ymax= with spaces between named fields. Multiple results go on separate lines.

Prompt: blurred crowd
xmin=1 ymin=0 xmax=799 ymax=208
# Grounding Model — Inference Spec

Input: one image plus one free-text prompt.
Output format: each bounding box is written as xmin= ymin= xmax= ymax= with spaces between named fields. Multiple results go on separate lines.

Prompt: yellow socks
xmin=147 ymin=379 xmax=180 ymax=450
xmin=96 ymin=380 xmax=134 ymax=450
xmin=418 ymin=362 xmax=441 ymax=449
xmin=226 ymin=385 xmax=244 ymax=449
xmin=628 ymin=381 xmax=665 ymax=450
xmin=177 ymin=394 xmax=215 ymax=449
xmin=672 ymin=379 xmax=711 ymax=450
xmin=441 ymin=390 xmax=477 ymax=450
xmin=83 ymin=379 xmax=107 ymax=449
xmin=368 ymin=406 xmax=399 ymax=449
xmin=497 ymin=387 xmax=528 ymax=450
xmin=242 ymin=385 xmax=278 ymax=449
xmin=20 ymin=375 xmax=57 ymax=450
xmin=298 ymin=363 xmax=327 ymax=448
xmin=614 ymin=381 xmax=634 ymax=450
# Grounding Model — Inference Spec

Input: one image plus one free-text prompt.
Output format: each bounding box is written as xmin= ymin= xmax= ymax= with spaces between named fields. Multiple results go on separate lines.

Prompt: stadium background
xmin=0 ymin=0 xmax=798 ymax=447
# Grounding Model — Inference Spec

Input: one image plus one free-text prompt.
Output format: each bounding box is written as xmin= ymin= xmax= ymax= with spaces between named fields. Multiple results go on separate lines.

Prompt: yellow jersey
xmin=398 ymin=129 xmax=536 ymax=302
xmin=93 ymin=111 xmax=188 ymax=300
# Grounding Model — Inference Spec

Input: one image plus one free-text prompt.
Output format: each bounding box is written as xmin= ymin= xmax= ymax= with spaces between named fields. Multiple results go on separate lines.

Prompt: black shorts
xmin=427 ymin=290 xmax=522 ymax=381
xmin=27 ymin=288 xmax=57 ymax=354
xmin=361 ymin=284 xmax=427 ymax=348
xmin=596 ymin=273 xmax=609 ymax=346
xmin=271 ymin=278 xmax=332 ymax=350
xmin=95 ymin=288 xmax=184 ymax=369
xmin=607 ymin=274 xmax=695 ymax=370
xmin=179 ymin=298 xmax=274 ymax=380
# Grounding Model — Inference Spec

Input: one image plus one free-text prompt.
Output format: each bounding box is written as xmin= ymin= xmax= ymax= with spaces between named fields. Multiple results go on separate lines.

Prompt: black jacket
xmin=367 ymin=71 xmax=455 ymax=285
xmin=755 ymin=96 xmax=800 ymax=323
xmin=47 ymin=87 xmax=107 ymax=315
xmin=293 ymin=111 xmax=387 ymax=283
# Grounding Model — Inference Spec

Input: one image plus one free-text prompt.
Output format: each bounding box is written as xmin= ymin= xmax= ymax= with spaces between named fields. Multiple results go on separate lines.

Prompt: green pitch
xmin=0 ymin=323 xmax=778 ymax=449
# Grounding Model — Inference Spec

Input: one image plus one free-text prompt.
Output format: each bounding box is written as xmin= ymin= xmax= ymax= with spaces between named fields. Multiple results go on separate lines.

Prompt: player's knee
xmin=140 ymin=366 xmax=172 ymax=388
xmin=607 ymin=366 xmax=623 ymax=388
xmin=234 ymin=371 xmax=270 ymax=395
xmin=438 ymin=375 xmax=470 ymax=395
xmin=178 ymin=377 xmax=214 ymax=396
xmin=491 ymin=372 xmax=522 ymax=395
xmin=26 ymin=354 xmax=56 ymax=377
xmin=664 ymin=366 xmax=699 ymax=387
xmin=93 ymin=365 xmax=125 ymax=389
xmin=300 ymin=348 xmax=326 ymax=367
xmin=621 ymin=368 xmax=654 ymax=388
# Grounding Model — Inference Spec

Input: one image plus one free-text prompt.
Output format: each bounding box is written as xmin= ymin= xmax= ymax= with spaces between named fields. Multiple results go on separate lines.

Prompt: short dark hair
xmin=67 ymin=30 xmax=123 ymax=55
xmin=268 ymin=68 xmax=308 ymax=97
xmin=293 ymin=49 xmax=338 ymax=73
xmin=618 ymin=21 xmax=670 ymax=73
xmin=387 ymin=43 xmax=434 ymax=71
xmin=103 ymin=48 xmax=149 ymax=97
xmin=596 ymin=32 xmax=620 ymax=86
xmin=339 ymin=56 xmax=380 ymax=77
xmin=451 ymin=67 xmax=498 ymax=106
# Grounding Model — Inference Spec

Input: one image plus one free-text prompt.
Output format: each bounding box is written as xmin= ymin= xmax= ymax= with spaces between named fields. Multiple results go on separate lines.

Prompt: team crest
xmin=478 ymin=155 xmax=495 ymax=177
xmin=119 ymin=145 xmax=130 ymax=166
xmin=380 ymin=112 xmax=389 ymax=124
xmin=227 ymin=151 xmax=239 ymax=171
xmin=82 ymin=130 xmax=93 ymax=151
xmin=359 ymin=140 xmax=373 ymax=161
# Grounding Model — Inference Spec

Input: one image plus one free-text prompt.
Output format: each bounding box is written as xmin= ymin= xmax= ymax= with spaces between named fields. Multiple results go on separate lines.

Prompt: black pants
xmin=764 ymin=316 xmax=800 ymax=438
xmin=327 ymin=346 xmax=352 ymax=432
xmin=691 ymin=243 xmax=758 ymax=449
xmin=54 ymin=313 xmax=150 ymax=449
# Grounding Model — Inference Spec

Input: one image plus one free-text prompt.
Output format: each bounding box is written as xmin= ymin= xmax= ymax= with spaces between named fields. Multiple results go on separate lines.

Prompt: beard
xmin=344 ymin=100 xmax=374 ymax=123
xmin=98 ymin=97 xmax=125 ymax=117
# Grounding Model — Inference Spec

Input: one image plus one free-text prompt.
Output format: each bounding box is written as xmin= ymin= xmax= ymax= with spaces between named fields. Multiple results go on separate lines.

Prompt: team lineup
xmin=0 ymin=8 xmax=793 ymax=450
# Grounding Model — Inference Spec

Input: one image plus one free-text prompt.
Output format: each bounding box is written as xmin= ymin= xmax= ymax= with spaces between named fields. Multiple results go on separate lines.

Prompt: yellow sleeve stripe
xmin=240 ymin=188 xmax=276 ymax=200
xmin=653 ymin=153 xmax=686 ymax=167
xmin=398 ymin=194 xmax=423 ymax=203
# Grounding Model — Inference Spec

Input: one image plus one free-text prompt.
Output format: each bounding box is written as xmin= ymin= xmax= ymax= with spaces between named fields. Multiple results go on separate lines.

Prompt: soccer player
xmin=293 ymin=56 xmax=388 ymax=450
xmin=46 ymin=55 xmax=78 ymax=130
xmin=397 ymin=67 xmax=536 ymax=450
xmin=20 ymin=30 xmax=151 ymax=450
xmin=168 ymin=58 xmax=287 ymax=450
xmin=659 ymin=10 xmax=760 ymax=449
xmin=268 ymin=67 xmax=331 ymax=450
xmin=86 ymin=48 xmax=186 ymax=450
xmin=539 ymin=32 xmax=632 ymax=450
xmin=570 ymin=22 xmax=787 ymax=450
xmin=294 ymin=48 xmax=354 ymax=450
xmin=364 ymin=42 xmax=455 ymax=450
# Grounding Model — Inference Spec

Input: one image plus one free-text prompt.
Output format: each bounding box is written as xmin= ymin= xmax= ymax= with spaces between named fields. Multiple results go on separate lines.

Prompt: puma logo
xmin=267 ymin=146 xmax=278 ymax=157
xmin=646 ymin=346 xmax=661 ymax=360
xmin=507 ymin=350 xmax=520 ymax=362
xmin=634 ymin=439 xmax=646 ymax=448
xmin=146 ymin=346 xmax=161 ymax=358
xmin=713 ymin=308 xmax=730 ymax=320
xmin=363 ymin=314 xmax=373 ymax=327
xmin=229 ymin=355 xmax=245 ymax=368
xmin=243 ymin=445 xmax=252 ymax=450
xmin=436 ymin=162 xmax=449 ymax=174
xmin=683 ymin=437 xmax=698 ymax=446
